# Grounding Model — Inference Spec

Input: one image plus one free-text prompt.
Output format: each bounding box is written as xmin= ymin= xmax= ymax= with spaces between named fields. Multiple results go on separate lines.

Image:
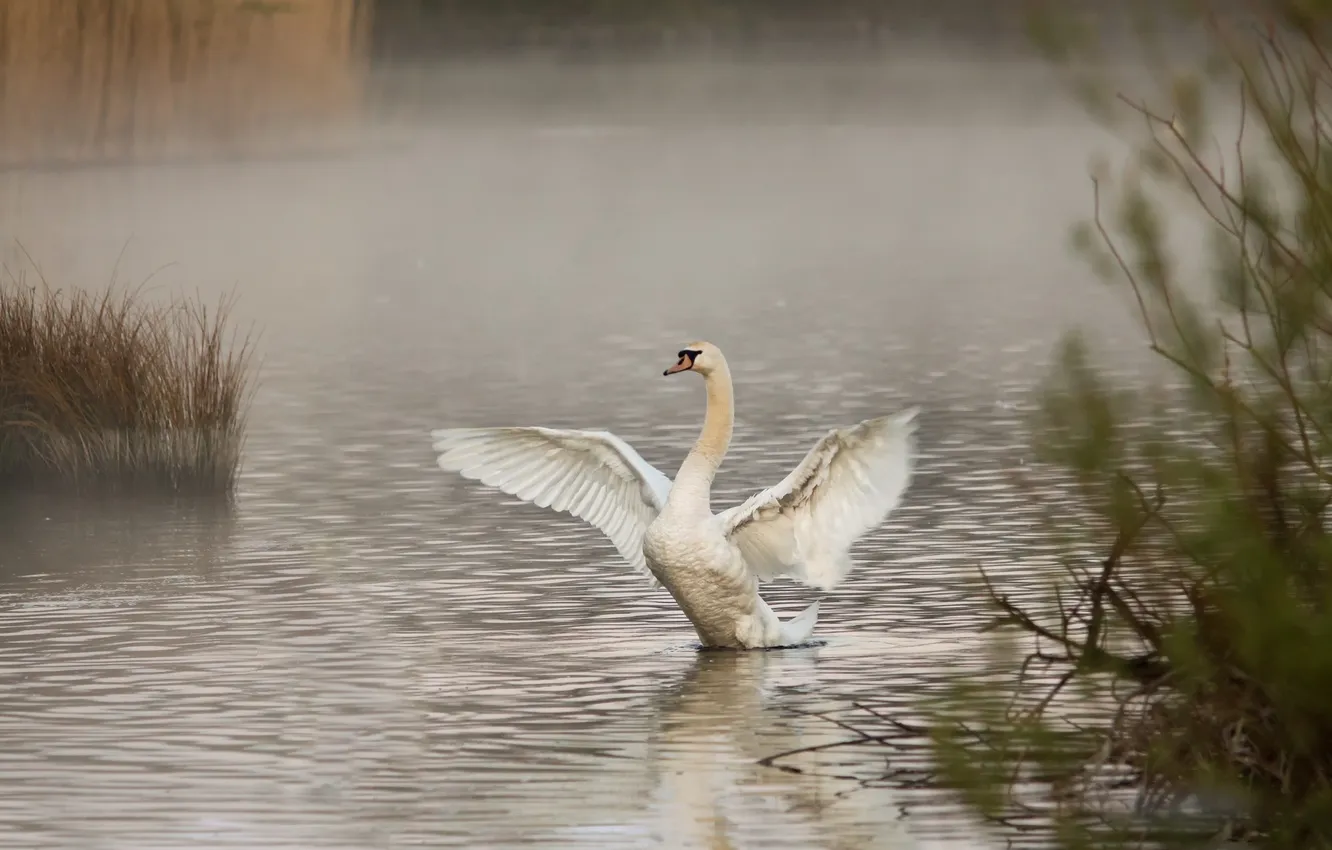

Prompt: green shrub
xmin=927 ymin=3 xmax=1332 ymax=847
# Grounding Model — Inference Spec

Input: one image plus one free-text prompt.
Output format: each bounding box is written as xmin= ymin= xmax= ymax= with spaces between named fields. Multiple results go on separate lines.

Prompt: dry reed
xmin=0 ymin=269 xmax=253 ymax=495
xmin=0 ymin=0 xmax=370 ymax=168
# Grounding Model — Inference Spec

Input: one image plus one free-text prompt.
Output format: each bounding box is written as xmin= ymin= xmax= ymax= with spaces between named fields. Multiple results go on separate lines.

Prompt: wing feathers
xmin=720 ymin=407 xmax=918 ymax=591
xmin=431 ymin=427 xmax=672 ymax=583
xmin=432 ymin=407 xmax=918 ymax=595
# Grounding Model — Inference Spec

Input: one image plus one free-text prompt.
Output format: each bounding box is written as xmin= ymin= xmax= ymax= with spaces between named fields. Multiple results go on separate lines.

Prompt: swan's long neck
xmin=669 ymin=360 xmax=734 ymax=514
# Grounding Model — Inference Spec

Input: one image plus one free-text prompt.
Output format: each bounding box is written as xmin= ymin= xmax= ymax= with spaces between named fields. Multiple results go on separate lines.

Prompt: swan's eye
xmin=678 ymin=349 xmax=701 ymax=362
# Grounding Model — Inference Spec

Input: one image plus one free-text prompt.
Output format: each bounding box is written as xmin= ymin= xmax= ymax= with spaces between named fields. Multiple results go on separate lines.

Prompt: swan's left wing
xmin=430 ymin=427 xmax=672 ymax=584
xmin=717 ymin=408 xmax=918 ymax=591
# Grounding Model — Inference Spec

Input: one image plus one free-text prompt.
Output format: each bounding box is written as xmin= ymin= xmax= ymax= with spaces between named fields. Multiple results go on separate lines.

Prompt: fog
xmin=0 ymin=51 xmax=1157 ymax=388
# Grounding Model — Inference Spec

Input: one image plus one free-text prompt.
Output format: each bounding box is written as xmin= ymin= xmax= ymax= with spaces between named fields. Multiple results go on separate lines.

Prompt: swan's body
xmin=430 ymin=342 xmax=917 ymax=649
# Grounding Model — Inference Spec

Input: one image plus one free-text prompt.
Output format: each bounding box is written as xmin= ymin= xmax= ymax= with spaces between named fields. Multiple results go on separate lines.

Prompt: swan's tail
xmin=777 ymin=600 xmax=820 ymax=646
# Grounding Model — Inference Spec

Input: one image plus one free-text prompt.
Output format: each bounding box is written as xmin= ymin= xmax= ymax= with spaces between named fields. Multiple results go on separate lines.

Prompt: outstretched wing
xmin=717 ymin=408 xmax=918 ymax=591
xmin=430 ymin=426 xmax=673 ymax=583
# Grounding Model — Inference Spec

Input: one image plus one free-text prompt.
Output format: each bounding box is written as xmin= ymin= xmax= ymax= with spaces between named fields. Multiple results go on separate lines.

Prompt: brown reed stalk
xmin=0 ymin=268 xmax=254 ymax=494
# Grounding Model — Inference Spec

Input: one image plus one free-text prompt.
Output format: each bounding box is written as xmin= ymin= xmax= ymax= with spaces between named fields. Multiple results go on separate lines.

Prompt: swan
xmin=429 ymin=342 xmax=918 ymax=649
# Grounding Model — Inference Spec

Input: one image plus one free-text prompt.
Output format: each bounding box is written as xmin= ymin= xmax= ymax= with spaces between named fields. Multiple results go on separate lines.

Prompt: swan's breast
xmin=644 ymin=516 xmax=733 ymax=573
xmin=642 ymin=518 xmax=686 ymax=567
xmin=642 ymin=515 xmax=767 ymax=647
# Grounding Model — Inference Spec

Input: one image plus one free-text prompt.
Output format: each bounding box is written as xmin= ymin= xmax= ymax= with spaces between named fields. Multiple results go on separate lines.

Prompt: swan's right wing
xmin=430 ymin=426 xmax=673 ymax=584
xmin=717 ymin=408 xmax=918 ymax=591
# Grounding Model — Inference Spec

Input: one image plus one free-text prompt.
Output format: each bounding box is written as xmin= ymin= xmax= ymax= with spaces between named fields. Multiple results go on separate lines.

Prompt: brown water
xmin=0 ymin=58 xmax=1159 ymax=849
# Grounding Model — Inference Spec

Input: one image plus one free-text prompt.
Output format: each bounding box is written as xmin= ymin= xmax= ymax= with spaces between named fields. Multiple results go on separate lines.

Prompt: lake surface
xmin=0 ymin=57 xmax=1163 ymax=849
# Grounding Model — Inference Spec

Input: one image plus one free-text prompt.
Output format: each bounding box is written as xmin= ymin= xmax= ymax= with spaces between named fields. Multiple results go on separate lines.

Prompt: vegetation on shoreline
xmin=922 ymin=2 xmax=1332 ymax=847
xmin=0 ymin=260 xmax=253 ymax=496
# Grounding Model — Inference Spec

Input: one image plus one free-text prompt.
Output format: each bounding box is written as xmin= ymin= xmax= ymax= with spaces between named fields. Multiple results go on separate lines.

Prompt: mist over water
xmin=0 ymin=22 xmax=1192 ymax=849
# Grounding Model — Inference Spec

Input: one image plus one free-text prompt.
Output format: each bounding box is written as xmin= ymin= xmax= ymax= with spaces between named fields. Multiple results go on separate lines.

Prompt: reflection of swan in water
xmin=643 ymin=648 xmax=920 ymax=850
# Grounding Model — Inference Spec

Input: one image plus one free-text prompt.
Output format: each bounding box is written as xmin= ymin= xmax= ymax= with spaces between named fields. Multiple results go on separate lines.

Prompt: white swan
xmin=430 ymin=341 xmax=918 ymax=649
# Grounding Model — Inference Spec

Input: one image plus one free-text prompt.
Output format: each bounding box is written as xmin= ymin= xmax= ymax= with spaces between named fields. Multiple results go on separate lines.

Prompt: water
xmin=0 ymin=57 xmax=1165 ymax=848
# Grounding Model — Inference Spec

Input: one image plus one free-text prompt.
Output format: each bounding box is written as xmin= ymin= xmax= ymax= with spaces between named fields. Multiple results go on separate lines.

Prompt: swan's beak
xmin=663 ymin=358 xmax=692 ymax=376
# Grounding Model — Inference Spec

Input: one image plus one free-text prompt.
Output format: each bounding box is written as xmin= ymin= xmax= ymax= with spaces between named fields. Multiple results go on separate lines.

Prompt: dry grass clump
xmin=0 ymin=271 xmax=253 ymax=494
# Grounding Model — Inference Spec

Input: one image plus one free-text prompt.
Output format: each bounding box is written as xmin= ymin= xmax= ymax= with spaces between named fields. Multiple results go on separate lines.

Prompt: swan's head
xmin=663 ymin=341 xmax=723 ymax=378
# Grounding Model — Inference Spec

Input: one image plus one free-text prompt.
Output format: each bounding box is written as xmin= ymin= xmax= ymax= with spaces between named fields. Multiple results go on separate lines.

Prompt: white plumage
xmin=430 ymin=341 xmax=918 ymax=649
xmin=430 ymin=427 xmax=670 ymax=584
xmin=718 ymin=412 xmax=918 ymax=592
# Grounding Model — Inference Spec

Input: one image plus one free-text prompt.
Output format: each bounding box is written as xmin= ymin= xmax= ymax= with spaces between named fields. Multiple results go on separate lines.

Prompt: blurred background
xmin=0 ymin=0 xmax=1198 ymax=168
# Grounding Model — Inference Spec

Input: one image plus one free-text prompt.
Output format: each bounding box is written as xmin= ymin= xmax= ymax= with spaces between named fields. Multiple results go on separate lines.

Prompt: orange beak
xmin=663 ymin=356 xmax=693 ymax=376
